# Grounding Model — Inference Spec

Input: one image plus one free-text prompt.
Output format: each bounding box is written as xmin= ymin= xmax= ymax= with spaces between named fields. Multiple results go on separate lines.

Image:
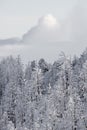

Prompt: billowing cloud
xmin=22 ymin=14 xmax=60 ymax=44
xmin=22 ymin=4 xmax=87 ymax=44
xmin=0 ymin=2 xmax=87 ymax=63
xmin=38 ymin=14 xmax=58 ymax=28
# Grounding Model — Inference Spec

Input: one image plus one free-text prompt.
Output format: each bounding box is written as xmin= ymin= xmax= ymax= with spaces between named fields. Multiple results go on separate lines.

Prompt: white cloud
xmin=22 ymin=4 xmax=87 ymax=44
xmin=38 ymin=14 xmax=58 ymax=28
xmin=0 ymin=3 xmax=87 ymax=63
xmin=22 ymin=14 xmax=60 ymax=44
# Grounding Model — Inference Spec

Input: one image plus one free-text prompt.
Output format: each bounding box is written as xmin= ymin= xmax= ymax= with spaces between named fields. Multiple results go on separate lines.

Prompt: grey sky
xmin=0 ymin=0 xmax=87 ymax=63
xmin=0 ymin=0 xmax=77 ymax=39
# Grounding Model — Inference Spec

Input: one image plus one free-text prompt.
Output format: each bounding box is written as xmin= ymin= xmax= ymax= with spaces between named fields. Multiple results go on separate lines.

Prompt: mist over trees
xmin=0 ymin=49 xmax=87 ymax=130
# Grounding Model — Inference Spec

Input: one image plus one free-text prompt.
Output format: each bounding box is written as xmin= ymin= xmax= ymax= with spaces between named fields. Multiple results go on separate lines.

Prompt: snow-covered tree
xmin=0 ymin=49 xmax=87 ymax=130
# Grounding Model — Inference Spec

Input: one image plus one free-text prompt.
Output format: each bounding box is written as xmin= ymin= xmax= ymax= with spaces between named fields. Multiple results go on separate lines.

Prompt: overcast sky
xmin=0 ymin=0 xmax=87 ymax=63
xmin=0 ymin=0 xmax=77 ymax=39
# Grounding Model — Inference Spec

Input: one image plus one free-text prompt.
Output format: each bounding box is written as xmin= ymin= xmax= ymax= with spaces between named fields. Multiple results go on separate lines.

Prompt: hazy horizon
xmin=0 ymin=0 xmax=87 ymax=63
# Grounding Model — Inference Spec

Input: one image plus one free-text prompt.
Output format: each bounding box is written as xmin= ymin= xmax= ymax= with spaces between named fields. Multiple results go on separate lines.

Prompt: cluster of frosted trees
xmin=0 ymin=50 xmax=87 ymax=130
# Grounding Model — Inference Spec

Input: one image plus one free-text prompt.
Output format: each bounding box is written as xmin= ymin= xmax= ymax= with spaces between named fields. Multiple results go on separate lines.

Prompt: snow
xmin=0 ymin=49 xmax=87 ymax=130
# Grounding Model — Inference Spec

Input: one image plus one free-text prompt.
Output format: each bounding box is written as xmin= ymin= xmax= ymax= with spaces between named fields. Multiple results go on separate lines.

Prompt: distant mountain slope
xmin=0 ymin=38 xmax=20 ymax=45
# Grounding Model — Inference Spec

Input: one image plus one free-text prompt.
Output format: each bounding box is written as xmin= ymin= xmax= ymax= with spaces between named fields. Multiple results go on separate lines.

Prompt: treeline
xmin=0 ymin=49 xmax=87 ymax=130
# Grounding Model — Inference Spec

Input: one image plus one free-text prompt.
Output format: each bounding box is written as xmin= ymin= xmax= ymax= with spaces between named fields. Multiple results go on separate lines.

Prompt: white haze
xmin=0 ymin=2 xmax=87 ymax=63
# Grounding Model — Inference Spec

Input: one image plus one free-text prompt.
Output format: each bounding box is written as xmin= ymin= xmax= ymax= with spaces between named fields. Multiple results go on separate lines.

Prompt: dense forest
xmin=0 ymin=49 xmax=87 ymax=130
